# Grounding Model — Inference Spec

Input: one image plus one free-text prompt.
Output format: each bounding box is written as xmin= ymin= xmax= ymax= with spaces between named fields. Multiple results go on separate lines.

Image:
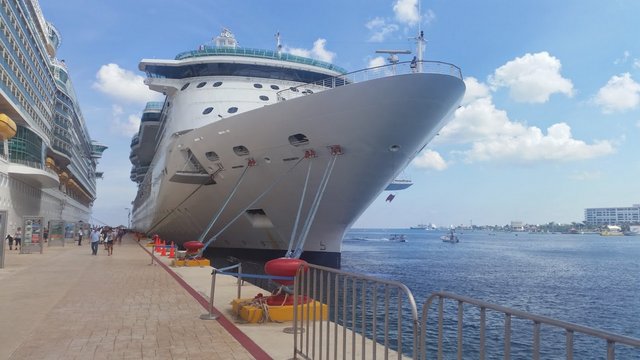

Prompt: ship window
xmin=228 ymin=107 xmax=238 ymax=114
xmin=205 ymin=151 xmax=219 ymax=161
xmin=253 ymin=83 xmax=263 ymax=88
xmin=233 ymin=145 xmax=250 ymax=156
xmin=270 ymin=85 xmax=280 ymax=90
xmin=202 ymin=107 xmax=214 ymax=115
xmin=213 ymin=81 xmax=223 ymax=87
xmin=180 ymin=83 xmax=190 ymax=91
xmin=288 ymin=133 xmax=309 ymax=146
xmin=197 ymin=81 xmax=207 ymax=88
xmin=259 ymin=95 xmax=269 ymax=101
xmin=289 ymin=87 xmax=299 ymax=92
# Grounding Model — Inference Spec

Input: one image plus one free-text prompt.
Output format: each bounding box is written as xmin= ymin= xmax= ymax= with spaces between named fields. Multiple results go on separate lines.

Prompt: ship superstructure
xmin=0 ymin=0 xmax=104 ymax=234
xmin=130 ymin=29 xmax=464 ymax=267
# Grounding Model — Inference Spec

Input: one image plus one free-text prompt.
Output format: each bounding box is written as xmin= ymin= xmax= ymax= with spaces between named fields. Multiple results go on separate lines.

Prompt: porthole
xmin=253 ymin=83 xmax=263 ymax=88
xmin=233 ymin=145 xmax=250 ymax=156
xmin=202 ymin=107 xmax=214 ymax=115
xmin=288 ymin=133 xmax=309 ymax=147
xmin=259 ymin=95 xmax=269 ymax=101
xmin=213 ymin=81 xmax=223 ymax=87
xmin=289 ymin=87 xmax=299 ymax=92
xmin=205 ymin=151 xmax=219 ymax=161
xmin=228 ymin=107 xmax=238 ymax=114
xmin=270 ymin=85 xmax=280 ymax=90
xmin=180 ymin=83 xmax=190 ymax=91
xmin=197 ymin=82 xmax=207 ymax=88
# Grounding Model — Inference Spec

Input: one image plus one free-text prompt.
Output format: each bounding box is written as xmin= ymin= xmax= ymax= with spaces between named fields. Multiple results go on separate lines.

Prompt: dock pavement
xmin=0 ymin=234 xmax=297 ymax=360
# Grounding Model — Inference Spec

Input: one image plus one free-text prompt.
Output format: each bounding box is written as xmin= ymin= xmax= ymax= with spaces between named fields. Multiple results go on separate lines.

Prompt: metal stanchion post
xmin=237 ymin=263 xmax=242 ymax=300
xmin=200 ymin=268 xmax=219 ymax=320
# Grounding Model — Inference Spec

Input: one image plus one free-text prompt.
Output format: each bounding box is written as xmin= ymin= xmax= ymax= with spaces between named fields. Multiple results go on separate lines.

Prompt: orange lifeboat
xmin=0 ymin=113 xmax=17 ymax=140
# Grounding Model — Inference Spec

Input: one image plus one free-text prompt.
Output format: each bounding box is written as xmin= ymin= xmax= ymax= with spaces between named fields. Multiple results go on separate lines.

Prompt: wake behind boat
xmin=129 ymin=29 xmax=465 ymax=267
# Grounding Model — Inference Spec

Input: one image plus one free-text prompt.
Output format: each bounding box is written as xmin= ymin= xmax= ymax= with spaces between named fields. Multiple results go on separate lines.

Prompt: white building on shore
xmin=584 ymin=204 xmax=640 ymax=226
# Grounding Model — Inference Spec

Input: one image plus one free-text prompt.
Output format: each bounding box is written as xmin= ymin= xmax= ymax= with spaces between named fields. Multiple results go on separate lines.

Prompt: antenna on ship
xmin=215 ymin=28 xmax=238 ymax=48
xmin=410 ymin=0 xmax=427 ymax=72
xmin=275 ymin=31 xmax=282 ymax=56
xmin=375 ymin=49 xmax=411 ymax=75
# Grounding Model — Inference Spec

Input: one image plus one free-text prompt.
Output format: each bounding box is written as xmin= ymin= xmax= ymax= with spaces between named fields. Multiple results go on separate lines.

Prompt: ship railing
xmin=420 ymin=291 xmax=640 ymax=360
xmin=276 ymin=60 xmax=463 ymax=102
xmin=293 ymin=263 xmax=419 ymax=360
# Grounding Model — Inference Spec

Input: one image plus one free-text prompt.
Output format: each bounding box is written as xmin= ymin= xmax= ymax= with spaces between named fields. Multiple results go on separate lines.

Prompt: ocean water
xmin=341 ymin=229 xmax=640 ymax=359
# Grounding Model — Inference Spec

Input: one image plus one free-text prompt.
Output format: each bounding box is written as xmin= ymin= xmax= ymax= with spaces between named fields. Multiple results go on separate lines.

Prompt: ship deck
xmin=0 ymin=234 xmax=296 ymax=359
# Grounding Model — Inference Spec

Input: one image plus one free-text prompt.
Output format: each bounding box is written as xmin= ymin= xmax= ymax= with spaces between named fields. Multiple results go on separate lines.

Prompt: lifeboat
xmin=264 ymin=257 xmax=308 ymax=286
xmin=0 ymin=113 xmax=17 ymax=140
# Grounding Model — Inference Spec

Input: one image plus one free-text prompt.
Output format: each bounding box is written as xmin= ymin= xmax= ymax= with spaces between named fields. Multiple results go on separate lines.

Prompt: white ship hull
xmin=132 ymin=72 xmax=464 ymax=266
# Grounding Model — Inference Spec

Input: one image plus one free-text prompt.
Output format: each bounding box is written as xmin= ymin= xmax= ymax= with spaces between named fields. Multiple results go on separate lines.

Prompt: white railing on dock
xmin=420 ymin=291 xmax=640 ymax=360
xmin=293 ymin=263 xmax=419 ymax=359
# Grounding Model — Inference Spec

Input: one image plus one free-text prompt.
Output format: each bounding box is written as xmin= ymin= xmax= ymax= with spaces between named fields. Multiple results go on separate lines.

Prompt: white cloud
xmin=569 ymin=171 xmax=602 ymax=181
xmin=457 ymin=122 xmax=615 ymax=164
xmin=393 ymin=0 xmax=420 ymax=26
xmin=488 ymin=52 xmax=574 ymax=103
xmin=593 ymin=73 xmax=640 ymax=113
xmin=436 ymin=77 xmax=614 ymax=164
xmin=413 ymin=149 xmax=447 ymax=170
xmin=614 ymin=50 xmax=630 ymax=65
xmin=286 ymin=38 xmax=336 ymax=63
xmin=92 ymin=63 xmax=161 ymax=104
xmin=365 ymin=17 xmax=399 ymax=42
xmin=423 ymin=9 xmax=436 ymax=25
xmin=110 ymin=105 xmax=140 ymax=137
xmin=368 ymin=56 xmax=387 ymax=68
xmin=634 ymin=59 xmax=640 ymax=69
xmin=461 ymin=77 xmax=491 ymax=106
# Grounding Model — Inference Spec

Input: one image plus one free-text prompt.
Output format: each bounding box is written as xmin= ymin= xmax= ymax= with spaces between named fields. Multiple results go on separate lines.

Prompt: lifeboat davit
xmin=264 ymin=257 xmax=308 ymax=286
xmin=0 ymin=113 xmax=16 ymax=140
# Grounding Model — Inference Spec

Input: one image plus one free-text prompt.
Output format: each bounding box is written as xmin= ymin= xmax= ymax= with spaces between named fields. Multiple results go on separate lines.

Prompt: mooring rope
xmin=286 ymin=157 xmax=314 ymax=256
xmin=200 ymin=156 xmax=306 ymax=252
xmin=197 ymin=164 xmax=250 ymax=243
xmin=291 ymin=154 xmax=338 ymax=258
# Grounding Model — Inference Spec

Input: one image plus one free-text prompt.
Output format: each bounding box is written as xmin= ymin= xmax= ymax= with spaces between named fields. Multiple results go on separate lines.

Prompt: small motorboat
xmin=441 ymin=230 xmax=459 ymax=243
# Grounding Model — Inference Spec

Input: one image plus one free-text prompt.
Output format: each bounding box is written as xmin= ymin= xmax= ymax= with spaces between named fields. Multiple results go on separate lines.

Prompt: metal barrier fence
xmin=420 ymin=291 xmax=640 ymax=360
xmin=293 ymin=263 xmax=419 ymax=359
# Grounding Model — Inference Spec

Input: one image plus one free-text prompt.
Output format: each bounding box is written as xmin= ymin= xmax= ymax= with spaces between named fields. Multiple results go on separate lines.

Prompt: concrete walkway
xmin=0 ymin=235 xmax=269 ymax=360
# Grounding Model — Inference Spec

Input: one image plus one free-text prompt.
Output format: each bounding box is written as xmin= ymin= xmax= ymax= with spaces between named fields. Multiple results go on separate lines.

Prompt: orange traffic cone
xmin=161 ymin=243 xmax=166 ymax=256
xmin=155 ymin=237 xmax=161 ymax=253
xmin=169 ymin=242 xmax=175 ymax=259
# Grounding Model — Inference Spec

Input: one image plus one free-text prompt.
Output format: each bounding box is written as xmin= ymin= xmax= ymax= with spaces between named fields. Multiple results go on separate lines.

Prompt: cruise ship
xmin=129 ymin=29 xmax=464 ymax=267
xmin=0 ymin=1 xmax=105 ymax=240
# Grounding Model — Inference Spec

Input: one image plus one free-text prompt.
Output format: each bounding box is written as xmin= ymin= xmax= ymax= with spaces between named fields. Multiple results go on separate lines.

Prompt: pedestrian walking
xmin=43 ymin=227 xmax=48 ymax=243
xmin=6 ymin=234 xmax=13 ymax=250
xmin=77 ymin=228 xmax=83 ymax=246
xmin=90 ymin=228 xmax=100 ymax=255
xmin=105 ymin=229 xmax=115 ymax=256
xmin=14 ymin=227 xmax=21 ymax=251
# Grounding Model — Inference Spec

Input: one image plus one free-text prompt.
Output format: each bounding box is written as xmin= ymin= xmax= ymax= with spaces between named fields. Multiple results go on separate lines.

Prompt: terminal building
xmin=0 ymin=1 xmax=105 ymax=237
xmin=584 ymin=204 xmax=640 ymax=226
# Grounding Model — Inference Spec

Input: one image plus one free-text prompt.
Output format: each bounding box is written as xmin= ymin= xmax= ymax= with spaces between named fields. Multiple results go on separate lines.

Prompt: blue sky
xmin=39 ymin=0 xmax=640 ymax=228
